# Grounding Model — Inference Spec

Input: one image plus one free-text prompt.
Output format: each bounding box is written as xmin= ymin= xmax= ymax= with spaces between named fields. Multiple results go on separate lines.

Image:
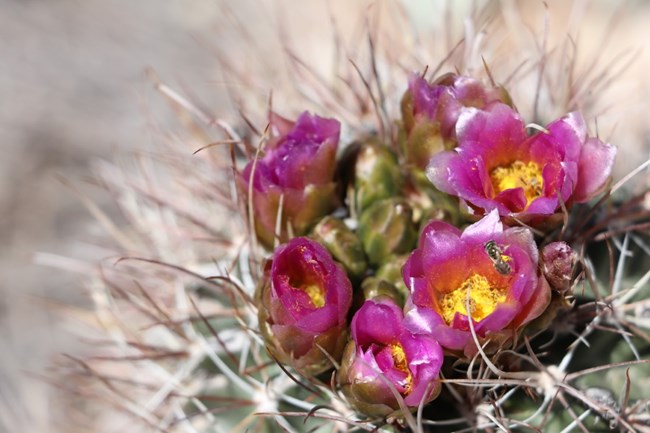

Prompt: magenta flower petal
xmin=526 ymin=196 xmax=558 ymax=215
xmin=494 ymin=187 xmax=527 ymax=213
xmin=403 ymin=297 xmax=445 ymax=333
xmin=511 ymin=275 xmax=552 ymax=330
xmin=267 ymin=112 xmax=340 ymax=188
xmin=544 ymin=111 xmax=586 ymax=161
xmin=426 ymin=105 xmax=617 ymax=218
xmin=574 ymin=137 xmax=617 ymax=202
xmin=294 ymin=305 xmax=338 ymax=333
xmin=351 ymin=297 xmax=403 ymax=347
xmin=474 ymin=302 xmax=519 ymax=334
xmin=411 ymin=221 xmax=469 ymax=295
xmin=426 ymin=151 xmax=462 ymax=195
xmin=461 ymin=207 xmax=502 ymax=239
xmin=340 ymin=297 xmax=443 ymax=416
xmin=455 ymin=104 xmax=528 ymax=163
xmin=403 ymin=210 xmax=549 ymax=355
xmin=401 ymin=333 xmax=443 ymax=406
xmin=404 ymin=305 xmax=469 ymax=351
xmin=257 ymin=237 xmax=352 ymax=373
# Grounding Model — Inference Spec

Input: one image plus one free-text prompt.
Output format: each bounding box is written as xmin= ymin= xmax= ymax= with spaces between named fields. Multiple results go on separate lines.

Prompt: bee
xmin=526 ymin=176 xmax=543 ymax=198
xmin=484 ymin=240 xmax=512 ymax=275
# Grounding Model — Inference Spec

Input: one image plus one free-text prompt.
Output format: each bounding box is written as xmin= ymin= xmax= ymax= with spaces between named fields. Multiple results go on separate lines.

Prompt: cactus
xmin=56 ymin=2 xmax=650 ymax=433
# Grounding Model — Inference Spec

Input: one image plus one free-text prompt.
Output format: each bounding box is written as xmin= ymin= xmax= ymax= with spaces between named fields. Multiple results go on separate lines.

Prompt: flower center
xmin=302 ymin=283 xmax=325 ymax=308
xmin=390 ymin=343 xmax=413 ymax=393
xmin=438 ymin=274 xmax=506 ymax=324
xmin=490 ymin=160 xmax=543 ymax=205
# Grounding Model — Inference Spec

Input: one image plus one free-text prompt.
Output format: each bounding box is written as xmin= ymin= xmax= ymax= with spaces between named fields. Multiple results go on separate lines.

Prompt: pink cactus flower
xmin=240 ymin=111 xmax=340 ymax=248
xmin=402 ymin=210 xmax=550 ymax=356
xmin=339 ymin=297 xmax=443 ymax=416
xmin=257 ymin=237 xmax=352 ymax=374
xmin=426 ymin=103 xmax=617 ymax=217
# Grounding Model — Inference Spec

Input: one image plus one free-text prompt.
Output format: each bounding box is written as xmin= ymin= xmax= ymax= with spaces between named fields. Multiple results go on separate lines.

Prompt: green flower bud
xmin=360 ymin=277 xmax=403 ymax=305
xmin=405 ymin=169 xmax=461 ymax=228
xmin=399 ymin=110 xmax=446 ymax=168
xmin=358 ymin=198 xmax=418 ymax=267
xmin=311 ymin=216 xmax=367 ymax=280
xmin=351 ymin=139 xmax=403 ymax=215
xmin=375 ymin=255 xmax=409 ymax=302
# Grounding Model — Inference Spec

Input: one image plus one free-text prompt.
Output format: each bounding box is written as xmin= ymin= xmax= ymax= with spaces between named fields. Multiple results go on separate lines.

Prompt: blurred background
xmin=0 ymin=2 xmax=230 ymax=431
xmin=1 ymin=1 xmax=649 ymax=432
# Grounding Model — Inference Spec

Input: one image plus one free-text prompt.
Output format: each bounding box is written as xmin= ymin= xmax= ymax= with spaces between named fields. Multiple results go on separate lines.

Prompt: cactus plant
xmin=55 ymin=2 xmax=650 ymax=432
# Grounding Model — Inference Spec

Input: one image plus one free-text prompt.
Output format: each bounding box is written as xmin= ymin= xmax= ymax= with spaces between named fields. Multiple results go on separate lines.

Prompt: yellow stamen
xmin=490 ymin=160 xmax=543 ymax=206
xmin=303 ymin=283 xmax=325 ymax=308
xmin=390 ymin=344 xmax=413 ymax=393
xmin=438 ymin=274 xmax=506 ymax=324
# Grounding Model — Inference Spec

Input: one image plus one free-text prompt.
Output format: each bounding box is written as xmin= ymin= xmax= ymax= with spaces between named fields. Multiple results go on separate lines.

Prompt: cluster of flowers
xmin=241 ymin=73 xmax=616 ymax=417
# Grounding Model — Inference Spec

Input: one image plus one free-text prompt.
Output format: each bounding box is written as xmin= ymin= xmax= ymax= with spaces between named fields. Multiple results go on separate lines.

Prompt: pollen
xmin=438 ymin=274 xmax=506 ymax=324
xmin=390 ymin=343 xmax=413 ymax=393
xmin=490 ymin=160 xmax=543 ymax=206
xmin=302 ymin=283 xmax=325 ymax=308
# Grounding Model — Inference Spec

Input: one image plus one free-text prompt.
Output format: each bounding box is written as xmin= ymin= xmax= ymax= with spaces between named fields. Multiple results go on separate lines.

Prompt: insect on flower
xmin=484 ymin=240 xmax=512 ymax=275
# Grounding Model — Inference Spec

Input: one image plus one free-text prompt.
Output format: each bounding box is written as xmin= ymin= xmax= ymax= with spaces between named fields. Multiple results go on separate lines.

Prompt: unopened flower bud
xmin=256 ymin=237 xmax=352 ymax=374
xmin=339 ymin=297 xmax=443 ymax=417
xmin=405 ymin=169 xmax=461 ymax=228
xmin=239 ymin=111 xmax=340 ymax=248
xmin=351 ymin=139 xmax=402 ymax=215
xmin=360 ymin=277 xmax=404 ymax=306
xmin=541 ymin=241 xmax=577 ymax=293
xmin=375 ymin=256 xmax=409 ymax=303
xmin=311 ymin=216 xmax=367 ymax=280
xmin=401 ymin=73 xmax=509 ymax=169
xmin=358 ymin=199 xmax=418 ymax=267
